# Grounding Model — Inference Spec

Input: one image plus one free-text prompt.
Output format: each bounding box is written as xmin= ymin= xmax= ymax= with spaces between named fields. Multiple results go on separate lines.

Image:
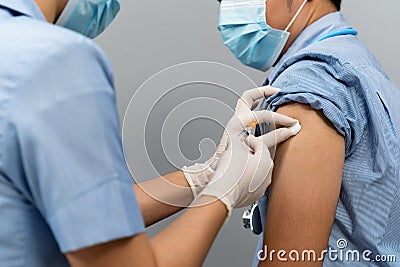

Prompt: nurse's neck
xmin=35 ymin=0 xmax=68 ymax=23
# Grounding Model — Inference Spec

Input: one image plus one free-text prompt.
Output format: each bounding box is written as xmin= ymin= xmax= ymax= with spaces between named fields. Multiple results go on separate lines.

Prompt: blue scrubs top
xmin=253 ymin=12 xmax=400 ymax=266
xmin=0 ymin=0 xmax=145 ymax=266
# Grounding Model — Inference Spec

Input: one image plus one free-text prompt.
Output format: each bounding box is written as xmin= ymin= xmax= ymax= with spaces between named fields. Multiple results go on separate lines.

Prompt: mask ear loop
xmin=284 ymin=0 xmax=308 ymax=32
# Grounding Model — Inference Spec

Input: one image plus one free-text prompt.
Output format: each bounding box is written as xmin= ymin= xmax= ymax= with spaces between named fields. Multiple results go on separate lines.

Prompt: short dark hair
xmin=330 ymin=0 xmax=342 ymax=11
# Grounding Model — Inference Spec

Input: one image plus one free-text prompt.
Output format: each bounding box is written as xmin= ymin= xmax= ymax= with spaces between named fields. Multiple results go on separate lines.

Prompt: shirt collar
xmin=266 ymin=12 xmax=352 ymax=83
xmin=0 ymin=0 xmax=46 ymax=21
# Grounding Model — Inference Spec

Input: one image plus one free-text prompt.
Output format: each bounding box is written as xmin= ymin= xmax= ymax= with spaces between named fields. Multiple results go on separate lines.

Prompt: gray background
xmin=96 ymin=1 xmax=400 ymax=266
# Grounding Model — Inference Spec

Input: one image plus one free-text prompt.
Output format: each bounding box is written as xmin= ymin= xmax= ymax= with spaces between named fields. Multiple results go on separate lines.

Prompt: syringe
xmin=238 ymin=120 xmax=258 ymax=142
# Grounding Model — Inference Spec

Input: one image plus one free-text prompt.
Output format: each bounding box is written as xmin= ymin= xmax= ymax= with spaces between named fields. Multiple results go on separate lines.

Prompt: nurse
xmin=0 ymin=0 xmax=299 ymax=266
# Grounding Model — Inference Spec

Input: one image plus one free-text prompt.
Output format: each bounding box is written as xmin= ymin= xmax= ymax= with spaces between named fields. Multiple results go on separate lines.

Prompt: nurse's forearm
xmin=134 ymin=171 xmax=193 ymax=227
xmin=150 ymin=196 xmax=228 ymax=267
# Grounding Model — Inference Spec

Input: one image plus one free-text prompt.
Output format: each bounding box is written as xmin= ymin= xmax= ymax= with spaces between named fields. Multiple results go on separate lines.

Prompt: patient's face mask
xmin=218 ymin=0 xmax=308 ymax=71
xmin=56 ymin=0 xmax=121 ymax=39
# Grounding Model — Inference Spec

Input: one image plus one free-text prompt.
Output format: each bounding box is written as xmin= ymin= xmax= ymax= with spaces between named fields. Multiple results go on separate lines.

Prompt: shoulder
xmin=270 ymin=35 xmax=377 ymax=97
xmin=0 ymin=17 xmax=113 ymax=88
xmin=4 ymin=16 xmax=105 ymax=55
xmin=274 ymin=36 xmax=379 ymax=84
xmin=3 ymin=19 xmax=117 ymax=125
xmin=266 ymin=40 xmax=370 ymax=157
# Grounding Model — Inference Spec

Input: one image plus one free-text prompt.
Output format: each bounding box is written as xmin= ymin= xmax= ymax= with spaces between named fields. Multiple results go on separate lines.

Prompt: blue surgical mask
xmin=56 ymin=0 xmax=121 ymax=39
xmin=218 ymin=0 xmax=308 ymax=71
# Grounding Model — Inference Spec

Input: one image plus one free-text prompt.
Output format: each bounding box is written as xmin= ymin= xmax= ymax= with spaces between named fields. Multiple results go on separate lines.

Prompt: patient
xmin=250 ymin=1 xmax=400 ymax=266
xmin=217 ymin=0 xmax=400 ymax=266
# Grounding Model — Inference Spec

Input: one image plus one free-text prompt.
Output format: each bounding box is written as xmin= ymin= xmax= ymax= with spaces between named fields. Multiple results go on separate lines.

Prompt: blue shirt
xmin=253 ymin=12 xmax=400 ymax=266
xmin=0 ymin=1 xmax=145 ymax=266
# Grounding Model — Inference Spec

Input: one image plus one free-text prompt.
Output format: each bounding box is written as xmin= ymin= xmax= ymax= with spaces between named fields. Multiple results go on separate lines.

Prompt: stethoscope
xmin=242 ymin=28 xmax=358 ymax=235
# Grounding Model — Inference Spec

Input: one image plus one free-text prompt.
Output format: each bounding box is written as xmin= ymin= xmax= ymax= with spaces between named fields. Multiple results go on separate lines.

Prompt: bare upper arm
xmin=259 ymin=103 xmax=345 ymax=266
xmin=66 ymin=233 xmax=157 ymax=267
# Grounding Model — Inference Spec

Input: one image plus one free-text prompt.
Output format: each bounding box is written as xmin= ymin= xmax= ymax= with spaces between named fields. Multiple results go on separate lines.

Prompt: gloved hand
xmin=196 ymin=101 xmax=300 ymax=218
xmin=183 ymin=85 xmax=299 ymax=199
xmin=182 ymin=132 xmax=228 ymax=198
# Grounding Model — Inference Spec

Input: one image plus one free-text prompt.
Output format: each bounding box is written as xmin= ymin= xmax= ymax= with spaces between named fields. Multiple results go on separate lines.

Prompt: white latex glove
xmin=197 ymin=107 xmax=300 ymax=218
xmin=182 ymin=132 xmax=228 ymax=198
xmin=183 ymin=85 xmax=298 ymax=198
